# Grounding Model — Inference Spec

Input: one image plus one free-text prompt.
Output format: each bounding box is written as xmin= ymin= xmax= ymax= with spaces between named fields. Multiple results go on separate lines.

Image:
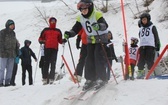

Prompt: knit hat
xmin=5 ymin=19 xmax=15 ymax=28
xmin=49 ymin=17 xmax=57 ymax=28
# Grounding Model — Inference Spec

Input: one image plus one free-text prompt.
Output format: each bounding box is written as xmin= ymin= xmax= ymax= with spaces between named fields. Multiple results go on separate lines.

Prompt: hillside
xmin=0 ymin=0 xmax=168 ymax=105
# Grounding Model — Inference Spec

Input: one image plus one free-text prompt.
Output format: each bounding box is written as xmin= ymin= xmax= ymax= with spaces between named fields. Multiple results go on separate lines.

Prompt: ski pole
xmin=96 ymin=31 xmax=118 ymax=84
xmin=67 ymin=40 xmax=80 ymax=87
xmin=33 ymin=44 xmax=41 ymax=85
xmin=62 ymin=55 xmax=77 ymax=84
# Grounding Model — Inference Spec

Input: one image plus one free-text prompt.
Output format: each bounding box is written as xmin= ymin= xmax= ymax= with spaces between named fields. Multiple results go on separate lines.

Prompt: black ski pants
xmin=84 ymin=43 xmax=107 ymax=81
xmin=75 ymin=44 xmax=87 ymax=76
xmin=137 ymin=46 xmax=155 ymax=70
xmin=10 ymin=63 xmax=18 ymax=85
xmin=22 ymin=64 xmax=33 ymax=85
xmin=43 ymin=48 xmax=58 ymax=80
xmin=39 ymin=56 xmax=45 ymax=79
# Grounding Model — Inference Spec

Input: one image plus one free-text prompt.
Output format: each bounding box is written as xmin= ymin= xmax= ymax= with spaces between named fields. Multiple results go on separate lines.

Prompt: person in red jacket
xmin=38 ymin=17 xmax=65 ymax=85
xmin=70 ymin=28 xmax=87 ymax=82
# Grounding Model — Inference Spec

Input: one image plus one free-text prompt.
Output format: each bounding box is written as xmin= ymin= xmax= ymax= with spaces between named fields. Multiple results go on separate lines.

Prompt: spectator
xmin=10 ymin=40 xmax=21 ymax=86
xmin=106 ymin=30 xmax=118 ymax=81
xmin=38 ymin=17 xmax=65 ymax=85
xmin=0 ymin=19 xmax=18 ymax=87
xmin=20 ymin=40 xmax=37 ymax=85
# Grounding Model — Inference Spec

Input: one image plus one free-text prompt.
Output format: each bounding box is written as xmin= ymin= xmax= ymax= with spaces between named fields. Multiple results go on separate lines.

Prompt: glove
xmin=91 ymin=22 xmax=100 ymax=31
xmin=39 ymin=40 xmax=45 ymax=44
xmin=76 ymin=35 xmax=81 ymax=49
xmin=64 ymin=31 xmax=71 ymax=39
xmin=115 ymin=57 xmax=118 ymax=62
xmin=62 ymin=39 xmax=67 ymax=44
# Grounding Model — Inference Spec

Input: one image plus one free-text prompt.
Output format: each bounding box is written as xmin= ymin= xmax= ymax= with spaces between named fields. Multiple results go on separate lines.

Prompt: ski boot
xmin=94 ymin=79 xmax=106 ymax=90
xmin=136 ymin=70 xmax=145 ymax=79
xmin=82 ymin=80 xmax=95 ymax=91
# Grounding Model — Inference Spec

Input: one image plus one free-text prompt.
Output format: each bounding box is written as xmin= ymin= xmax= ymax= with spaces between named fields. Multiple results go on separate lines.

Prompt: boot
xmin=69 ymin=75 xmax=82 ymax=83
xmin=82 ymin=80 xmax=95 ymax=91
xmin=94 ymin=79 xmax=106 ymax=90
xmin=42 ymin=79 xmax=48 ymax=85
xmin=55 ymin=73 xmax=63 ymax=81
xmin=136 ymin=70 xmax=145 ymax=79
xmin=49 ymin=79 xmax=54 ymax=84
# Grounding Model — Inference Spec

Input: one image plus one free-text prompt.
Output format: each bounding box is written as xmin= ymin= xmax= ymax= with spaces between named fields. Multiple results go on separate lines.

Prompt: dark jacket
xmin=0 ymin=20 xmax=17 ymax=58
xmin=20 ymin=40 xmax=37 ymax=65
xmin=106 ymin=41 xmax=118 ymax=62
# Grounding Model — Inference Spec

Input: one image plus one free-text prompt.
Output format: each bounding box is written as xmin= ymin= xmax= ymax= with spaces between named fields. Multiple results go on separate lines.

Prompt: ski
xmin=64 ymin=90 xmax=84 ymax=100
xmin=79 ymin=75 xmax=120 ymax=101
xmin=78 ymin=84 xmax=106 ymax=101
xmin=64 ymin=86 xmax=94 ymax=100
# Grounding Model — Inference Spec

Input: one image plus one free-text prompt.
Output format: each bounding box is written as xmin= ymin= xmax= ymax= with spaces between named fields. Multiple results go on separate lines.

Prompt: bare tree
xmin=158 ymin=0 xmax=168 ymax=22
xmin=134 ymin=0 xmax=140 ymax=14
xmin=60 ymin=0 xmax=77 ymax=14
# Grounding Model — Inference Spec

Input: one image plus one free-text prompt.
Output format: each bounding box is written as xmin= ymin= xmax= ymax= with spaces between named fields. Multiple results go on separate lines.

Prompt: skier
xmin=64 ymin=0 xmax=109 ymax=90
xmin=128 ymin=37 xmax=139 ymax=80
xmin=69 ymin=28 xmax=87 ymax=83
xmin=137 ymin=13 xmax=160 ymax=79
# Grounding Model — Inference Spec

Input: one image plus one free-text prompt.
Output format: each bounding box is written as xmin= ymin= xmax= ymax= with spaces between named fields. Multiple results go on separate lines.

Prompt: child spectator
xmin=20 ymin=40 xmax=37 ymax=85
xmin=106 ymin=31 xmax=118 ymax=81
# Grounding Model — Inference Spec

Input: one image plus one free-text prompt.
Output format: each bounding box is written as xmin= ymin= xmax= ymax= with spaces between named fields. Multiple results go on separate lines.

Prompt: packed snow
xmin=0 ymin=0 xmax=168 ymax=105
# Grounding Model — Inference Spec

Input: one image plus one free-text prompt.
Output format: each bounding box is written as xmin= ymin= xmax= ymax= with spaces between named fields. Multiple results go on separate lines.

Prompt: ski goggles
xmin=77 ymin=2 xmax=91 ymax=11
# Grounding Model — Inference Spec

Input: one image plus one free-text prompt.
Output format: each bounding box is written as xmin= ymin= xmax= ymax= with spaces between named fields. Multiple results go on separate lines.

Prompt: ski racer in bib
xmin=137 ymin=13 xmax=160 ymax=79
xmin=64 ymin=0 xmax=109 ymax=90
xmin=129 ymin=37 xmax=139 ymax=80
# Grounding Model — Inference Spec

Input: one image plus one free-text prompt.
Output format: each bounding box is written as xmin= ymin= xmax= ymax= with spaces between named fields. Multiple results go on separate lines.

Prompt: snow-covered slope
xmin=0 ymin=0 xmax=168 ymax=105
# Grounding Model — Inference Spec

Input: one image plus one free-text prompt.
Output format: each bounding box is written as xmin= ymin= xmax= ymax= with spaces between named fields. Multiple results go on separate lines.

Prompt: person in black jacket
xmin=20 ymin=40 xmax=37 ymax=85
xmin=106 ymin=31 xmax=118 ymax=81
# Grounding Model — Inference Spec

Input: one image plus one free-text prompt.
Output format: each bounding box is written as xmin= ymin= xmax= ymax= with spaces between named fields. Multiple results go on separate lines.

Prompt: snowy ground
xmin=0 ymin=0 xmax=168 ymax=105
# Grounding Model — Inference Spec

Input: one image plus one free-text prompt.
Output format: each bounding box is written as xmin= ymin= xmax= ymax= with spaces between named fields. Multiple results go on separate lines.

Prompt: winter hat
xmin=77 ymin=0 xmax=94 ymax=18
xmin=24 ymin=40 xmax=31 ymax=46
xmin=5 ymin=19 xmax=15 ymax=28
xmin=140 ymin=13 xmax=151 ymax=22
xmin=131 ymin=37 xmax=139 ymax=45
xmin=49 ymin=17 xmax=57 ymax=28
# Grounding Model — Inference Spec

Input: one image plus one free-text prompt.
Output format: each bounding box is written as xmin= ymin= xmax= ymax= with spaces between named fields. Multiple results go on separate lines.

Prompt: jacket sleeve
xmin=0 ymin=30 xmax=5 ymax=53
xmin=95 ymin=12 xmax=108 ymax=31
xmin=71 ymin=21 xmax=83 ymax=37
xmin=38 ymin=28 xmax=47 ymax=44
xmin=152 ymin=26 xmax=160 ymax=48
xmin=97 ymin=17 xmax=108 ymax=31
xmin=30 ymin=49 xmax=37 ymax=60
xmin=57 ymin=29 xmax=63 ymax=44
